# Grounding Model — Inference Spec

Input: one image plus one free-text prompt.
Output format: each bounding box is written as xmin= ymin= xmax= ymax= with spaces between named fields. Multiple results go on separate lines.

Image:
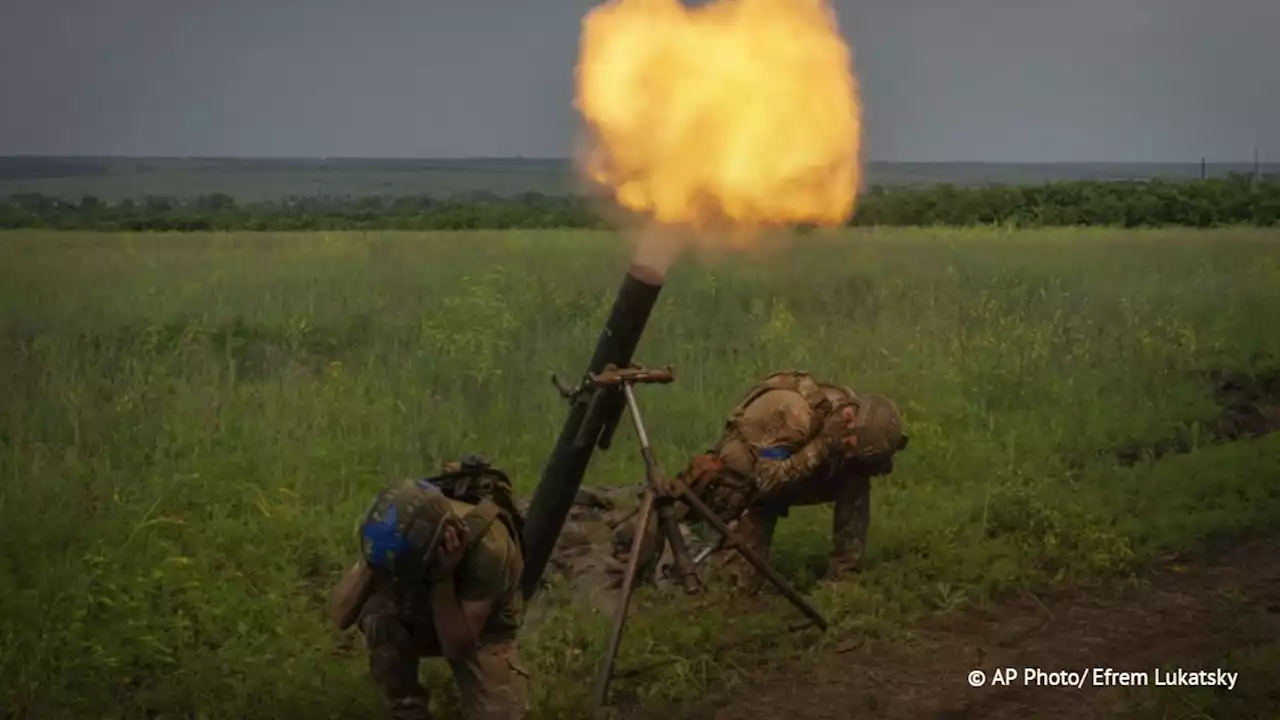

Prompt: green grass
xmin=1 ymin=227 xmax=1279 ymax=718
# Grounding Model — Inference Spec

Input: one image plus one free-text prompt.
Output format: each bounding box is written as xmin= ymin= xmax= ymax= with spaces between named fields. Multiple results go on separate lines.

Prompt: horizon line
xmin=0 ymin=154 xmax=1269 ymax=165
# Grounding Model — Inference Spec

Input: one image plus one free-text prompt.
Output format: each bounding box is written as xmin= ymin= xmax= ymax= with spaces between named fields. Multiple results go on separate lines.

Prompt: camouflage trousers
xmin=358 ymin=591 xmax=529 ymax=720
xmin=714 ymin=470 xmax=871 ymax=591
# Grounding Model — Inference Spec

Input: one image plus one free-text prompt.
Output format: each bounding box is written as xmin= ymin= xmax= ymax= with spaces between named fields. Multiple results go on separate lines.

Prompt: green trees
xmin=2 ymin=175 xmax=1276 ymax=231
xmin=851 ymin=175 xmax=1278 ymax=227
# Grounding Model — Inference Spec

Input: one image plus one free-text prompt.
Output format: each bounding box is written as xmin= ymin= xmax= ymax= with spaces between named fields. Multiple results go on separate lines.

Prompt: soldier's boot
xmin=359 ymin=594 xmax=434 ymax=720
xmin=719 ymin=506 xmax=780 ymax=594
xmin=826 ymin=476 xmax=870 ymax=580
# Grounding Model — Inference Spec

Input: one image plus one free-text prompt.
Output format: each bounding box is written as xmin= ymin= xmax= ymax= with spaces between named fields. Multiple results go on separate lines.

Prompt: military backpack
xmin=720 ymin=371 xmax=852 ymax=446
xmin=425 ymin=454 xmax=526 ymax=559
xmin=718 ymin=370 xmax=905 ymax=463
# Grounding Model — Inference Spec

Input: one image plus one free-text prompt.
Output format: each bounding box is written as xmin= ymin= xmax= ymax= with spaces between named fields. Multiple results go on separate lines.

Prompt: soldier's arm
xmin=431 ymin=530 xmax=517 ymax=660
xmin=429 ymin=579 xmax=493 ymax=661
xmin=755 ymin=410 xmax=852 ymax=494
xmin=755 ymin=433 xmax=833 ymax=494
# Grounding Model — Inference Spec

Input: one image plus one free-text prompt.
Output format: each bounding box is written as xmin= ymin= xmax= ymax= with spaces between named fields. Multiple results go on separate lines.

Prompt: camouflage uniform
xmin=677 ymin=372 xmax=906 ymax=588
xmin=358 ymin=495 xmax=529 ymax=720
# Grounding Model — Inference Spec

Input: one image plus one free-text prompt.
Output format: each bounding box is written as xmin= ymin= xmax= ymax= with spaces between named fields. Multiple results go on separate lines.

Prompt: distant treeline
xmin=2 ymin=175 xmax=1277 ymax=231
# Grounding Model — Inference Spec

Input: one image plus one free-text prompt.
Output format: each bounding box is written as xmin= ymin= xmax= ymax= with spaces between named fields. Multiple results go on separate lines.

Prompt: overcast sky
xmin=1 ymin=0 xmax=1276 ymax=162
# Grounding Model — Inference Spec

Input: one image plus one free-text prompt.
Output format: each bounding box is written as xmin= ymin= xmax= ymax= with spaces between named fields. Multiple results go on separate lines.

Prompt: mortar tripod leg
xmin=657 ymin=500 xmax=701 ymax=594
xmin=593 ymin=485 xmax=657 ymax=708
xmin=676 ymin=484 xmax=828 ymax=631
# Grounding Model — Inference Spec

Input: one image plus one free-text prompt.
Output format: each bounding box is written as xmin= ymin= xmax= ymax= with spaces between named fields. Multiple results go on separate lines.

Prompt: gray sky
xmin=1 ymin=0 xmax=1276 ymax=162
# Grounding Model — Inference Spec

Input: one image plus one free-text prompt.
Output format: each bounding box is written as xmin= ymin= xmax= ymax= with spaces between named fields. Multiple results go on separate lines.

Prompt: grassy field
xmin=2 ymin=227 xmax=1279 ymax=718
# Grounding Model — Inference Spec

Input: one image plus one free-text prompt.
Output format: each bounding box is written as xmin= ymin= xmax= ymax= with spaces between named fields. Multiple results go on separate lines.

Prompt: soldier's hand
xmin=822 ymin=405 xmax=858 ymax=450
xmin=755 ymin=454 xmax=796 ymax=495
xmin=432 ymin=525 xmax=466 ymax=579
xmin=654 ymin=470 xmax=682 ymax=499
xmin=755 ymin=468 xmax=782 ymax=495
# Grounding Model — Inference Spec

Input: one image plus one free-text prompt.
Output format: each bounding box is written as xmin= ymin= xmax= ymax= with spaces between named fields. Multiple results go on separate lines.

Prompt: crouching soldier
xmin=675 ymin=371 xmax=908 ymax=588
xmin=328 ymin=455 xmax=529 ymax=720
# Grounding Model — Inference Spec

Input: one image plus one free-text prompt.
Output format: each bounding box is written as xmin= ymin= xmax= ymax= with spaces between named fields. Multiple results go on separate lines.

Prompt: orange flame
xmin=575 ymin=0 xmax=863 ymax=244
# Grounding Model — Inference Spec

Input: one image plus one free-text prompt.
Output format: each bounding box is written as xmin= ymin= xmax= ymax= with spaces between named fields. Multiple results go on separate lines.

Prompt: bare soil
xmin=629 ymin=534 xmax=1280 ymax=720
xmin=1112 ymin=367 xmax=1280 ymax=465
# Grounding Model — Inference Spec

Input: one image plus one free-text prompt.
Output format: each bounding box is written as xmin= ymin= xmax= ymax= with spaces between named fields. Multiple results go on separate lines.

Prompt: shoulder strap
xmin=792 ymin=374 xmax=833 ymax=416
xmin=460 ymin=498 xmax=525 ymax=557
xmin=421 ymin=464 xmax=526 ymax=558
xmin=821 ymin=383 xmax=860 ymax=408
xmin=459 ymin=499 xmax=501 ymax=549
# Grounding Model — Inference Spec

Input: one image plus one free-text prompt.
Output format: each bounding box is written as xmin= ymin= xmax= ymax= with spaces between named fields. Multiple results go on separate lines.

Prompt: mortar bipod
xmin=589 ymin=363 xmax=829 ymax=710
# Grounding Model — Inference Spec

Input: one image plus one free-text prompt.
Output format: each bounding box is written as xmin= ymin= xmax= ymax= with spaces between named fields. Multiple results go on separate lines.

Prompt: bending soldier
xmin=328 ymin=456 xmax=529 ymax=720
xmin=674 ymin=371 xmax=908 ymax=587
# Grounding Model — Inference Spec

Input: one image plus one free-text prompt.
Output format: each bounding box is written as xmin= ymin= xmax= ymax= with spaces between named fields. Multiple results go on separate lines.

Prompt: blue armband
xmin=759 ymin=446 xmax=792 ymax=460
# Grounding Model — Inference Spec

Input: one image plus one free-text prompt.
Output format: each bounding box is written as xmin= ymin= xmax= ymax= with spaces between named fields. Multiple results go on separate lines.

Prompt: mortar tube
xmin=519 ymin=263 xmax=665 ymax=600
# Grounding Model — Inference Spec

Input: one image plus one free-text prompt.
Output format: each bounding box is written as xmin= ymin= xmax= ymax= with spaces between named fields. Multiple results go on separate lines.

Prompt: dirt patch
xmin=634 ymin=535 xmax=1280 ymax=720
xmin=1113 ymin=367 xmax=1280 ymax=466
xmin=1201 ymin=367 xmax=1280 ymax=438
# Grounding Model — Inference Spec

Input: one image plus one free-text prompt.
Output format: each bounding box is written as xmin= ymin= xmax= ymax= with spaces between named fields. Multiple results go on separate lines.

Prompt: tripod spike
xmin=592 ymin=486 xmax=657 ymax=708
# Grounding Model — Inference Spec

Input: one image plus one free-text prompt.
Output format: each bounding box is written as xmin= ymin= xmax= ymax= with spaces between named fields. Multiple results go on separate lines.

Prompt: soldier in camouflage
xmin=674 ymin=371 xmax=907 ymax=589
xmin=536 ymin=373 xmax=906 ymax=597
xmin=348 ymin=463 xmax=529 ymax=720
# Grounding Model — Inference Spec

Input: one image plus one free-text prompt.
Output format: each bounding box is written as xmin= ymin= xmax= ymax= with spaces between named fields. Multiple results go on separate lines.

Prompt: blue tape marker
xmin=759 ymin=446 xmax=792 ymax=460
xmin=361 ymin=504 xmax=410 ymax=568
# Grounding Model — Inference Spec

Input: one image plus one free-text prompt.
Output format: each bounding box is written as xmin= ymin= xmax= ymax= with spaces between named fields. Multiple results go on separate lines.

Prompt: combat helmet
xmin=358 ymin=477 xmax=463 ymax=580
xmin=848 ymin=394 xmax=909 ymax=459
